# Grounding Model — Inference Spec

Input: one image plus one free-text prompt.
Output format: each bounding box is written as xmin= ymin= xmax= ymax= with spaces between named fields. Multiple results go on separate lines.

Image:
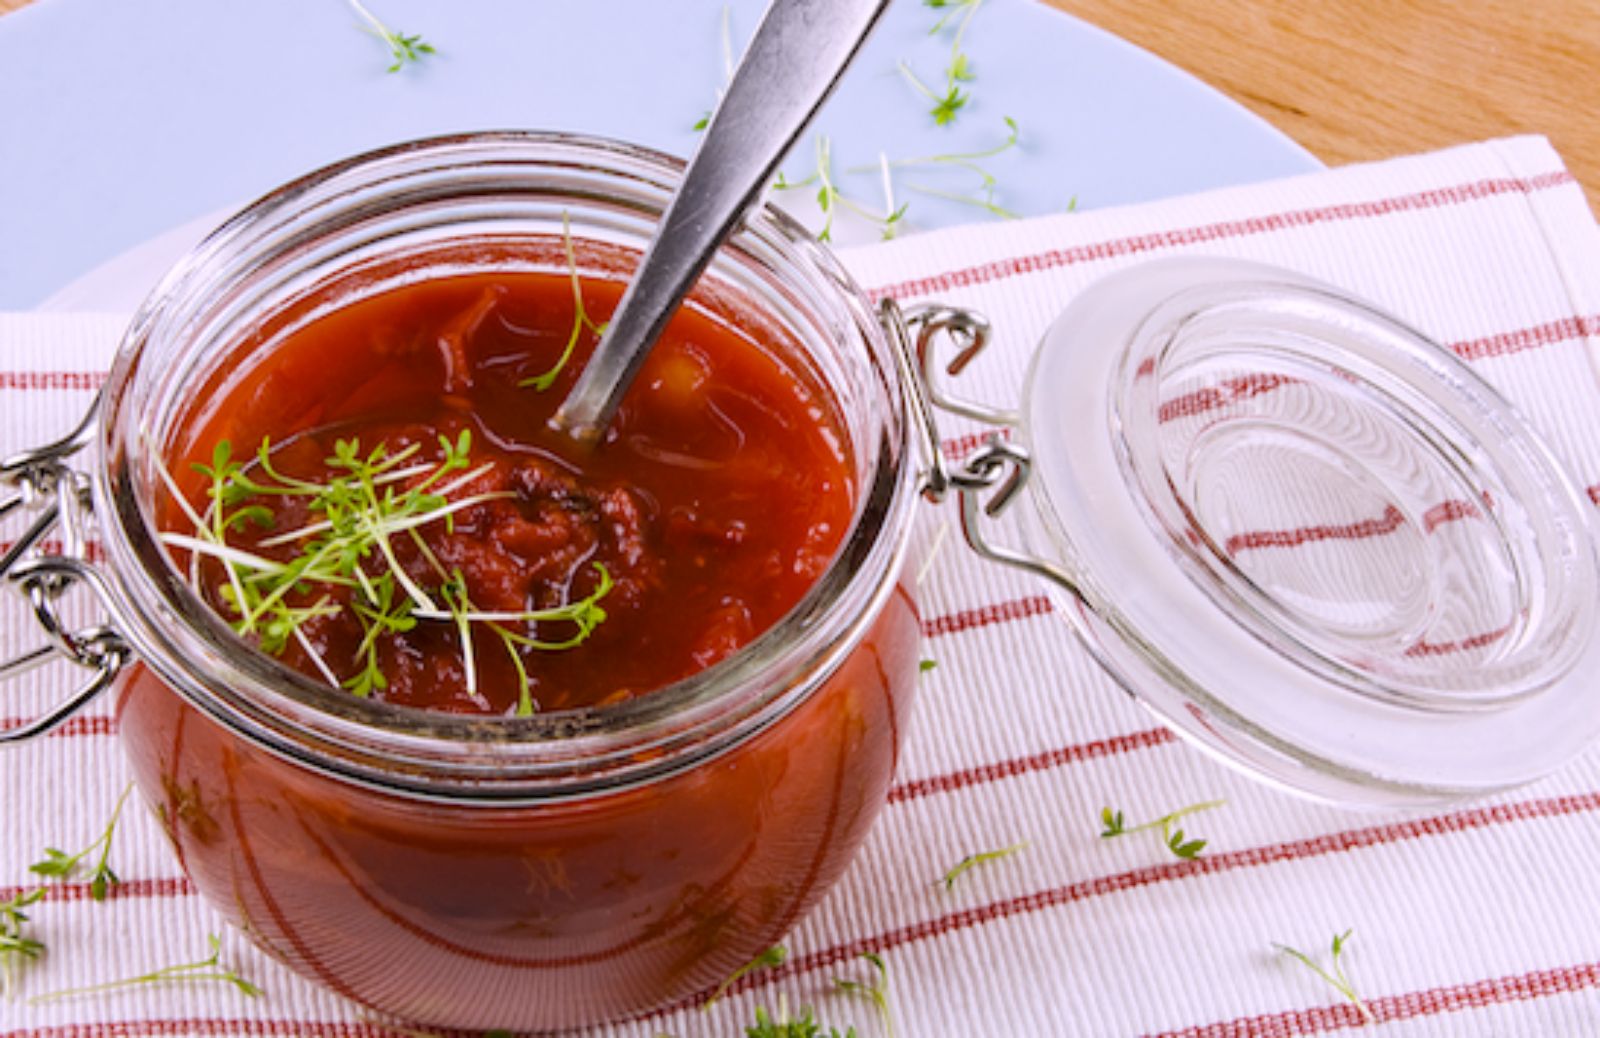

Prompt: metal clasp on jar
xmin=0 ymin=402 xmax=129 ymax=744
xmin=880 ymin=299 xmax=1081 ymax=596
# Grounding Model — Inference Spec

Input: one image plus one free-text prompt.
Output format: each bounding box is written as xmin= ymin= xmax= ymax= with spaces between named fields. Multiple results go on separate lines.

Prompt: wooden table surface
xmin=1043 ymin=0 xmax=1600 ymax=207
xmin=3 ymin=0 xmax=1597 ymax=205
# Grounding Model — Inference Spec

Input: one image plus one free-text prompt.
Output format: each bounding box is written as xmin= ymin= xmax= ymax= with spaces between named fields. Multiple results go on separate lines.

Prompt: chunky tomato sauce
xmin=164 ymin=263 xmax=855 ymax=714
xmin=117 ymin=244 xmax=921 ymax=1030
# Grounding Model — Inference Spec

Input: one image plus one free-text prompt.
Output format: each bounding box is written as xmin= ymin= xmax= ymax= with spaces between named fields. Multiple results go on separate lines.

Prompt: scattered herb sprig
xmin=159 ymin=428 xmax=611 ymax=710
xmin=899 ymin=0 xmax=986 ymax=125
xmin=30 ymin=782 xmax=135 ymax=901
xmin=832 ymin=952 xmax=893 ymax=1038
xmin=747 ymin=996 xmax=857 ymax=1038
xmin=1099 ymin=799 xmax=1224 ymax=860
xmin=1275 ymin=930 xmax=1376 ymax=1025
xmin=774 ymin=115 xmax=1020 ymax=244
xmin=30 ymin=933 xmax=261 ymax=1004
xmin=860 ymin=116 xmax=1021 ymax=220
xmin=0 ymin=888 xmax=44 ymax=1000
xmin=897 ymin=61 xmax=967 ymax=127
xmin=715 ymin=0 xmax=1023 ymax=240
xmin=706 ymin=944 xmax=788 ymax=1009
xmin=520 ymin=213 xmax=608 ymax=392
xmin=939 ymin=841 xmax=1027 ymax=890
xmin=346 ymin=0 xmax=435 ymax=72
xmin=772 ymin=137 xmax=908 ymax=243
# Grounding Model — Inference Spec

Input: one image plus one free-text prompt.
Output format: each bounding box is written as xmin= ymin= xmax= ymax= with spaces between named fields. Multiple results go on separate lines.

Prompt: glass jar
xmin=7 ymin=133 xmax=923 ymax=1031
xmin=5 ymin=130 xmax=1599 ymax=1033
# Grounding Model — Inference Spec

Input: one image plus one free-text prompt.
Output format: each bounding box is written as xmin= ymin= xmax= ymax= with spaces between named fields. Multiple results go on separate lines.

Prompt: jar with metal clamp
xmin=3 ymin=133 xmax=1599 ymax=1032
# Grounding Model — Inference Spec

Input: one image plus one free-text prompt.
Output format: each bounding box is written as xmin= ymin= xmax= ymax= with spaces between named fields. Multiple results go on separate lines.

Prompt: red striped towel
xmin=4 ymin=135 xmax=1599 ymax=1037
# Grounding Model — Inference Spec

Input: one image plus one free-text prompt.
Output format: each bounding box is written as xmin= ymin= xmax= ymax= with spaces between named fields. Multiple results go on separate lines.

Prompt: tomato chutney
xmin=96 ymin=134 xmax=922 ymax=1030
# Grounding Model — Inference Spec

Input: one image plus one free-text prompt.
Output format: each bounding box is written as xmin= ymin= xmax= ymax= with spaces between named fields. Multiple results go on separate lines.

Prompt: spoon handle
xmin=552 ymin=0 xmax=892 ymax=442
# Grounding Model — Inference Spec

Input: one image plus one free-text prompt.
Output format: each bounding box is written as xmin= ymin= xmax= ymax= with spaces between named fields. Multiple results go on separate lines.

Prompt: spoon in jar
xmin=550 ymin=0 xmax=892 ymax=444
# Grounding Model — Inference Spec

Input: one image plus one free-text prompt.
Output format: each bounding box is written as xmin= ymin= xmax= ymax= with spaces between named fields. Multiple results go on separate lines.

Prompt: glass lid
xmin=1020 ymin=257 xmax=1600 ymax=807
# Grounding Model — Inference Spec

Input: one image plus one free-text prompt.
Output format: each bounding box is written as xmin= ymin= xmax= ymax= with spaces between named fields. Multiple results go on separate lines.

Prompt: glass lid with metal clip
xmin=897 ymin=256 xmax=1600 ymax=808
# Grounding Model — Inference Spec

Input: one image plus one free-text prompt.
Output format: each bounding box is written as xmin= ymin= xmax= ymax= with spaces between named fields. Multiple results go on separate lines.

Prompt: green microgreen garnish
xmin=926 ymin=0 xmax=983 ymax=36
xmin=897 ymin=60 xmax=967 ymax=127
xmin=488 ymin=565 xmax=613 ymax=716
xmin=30 ymin=782 xmax=134 ymax=901
xmin=780 ymin=117 xmax=1019 ymax=241
xmin=521 ymin=213 xmax=608 ymax=391
xmin=860 ymin=116 xmax=1021 ymax=220
xmin=709 ymin=0 xmax=1019 ymax=241
xmin=1099 ymin=799 xmax=1224 ymax=860
xmin=0 ymin=888 xmax=45 ymax=1000
xmin=772 ymin=137 xmax=906 ymax=243
xmin=832 ymin=952 xmax=893 ymax=1038
xmin=706 ymin=943 xmax=788 ymax=1009
xmin=918 ymin=658 xmax=937 ymax=673
xmin=775 ymin=136 xmax=842 ymax=243
xmin=746 ymin=996 xmax=857 ymax=1038
xmin=30 ymin=932 xmax=261 ymax=1004
xmin=1275 ymin=930 xmax=1376 ymax=1025
xmin=346 ymin=571 xmax=417 ymax=698
xmin=939 ymin=840 xmax=1026 ymax=890
xmin=868 ymin=152 xmax=912 ymax=241
xmin=898 ymin=0 xmax=985 ymax=126
xmin=161 ymin=429 xmax=611 ymax=709
xmin=346 ymin=0 xmax=435 ymax=72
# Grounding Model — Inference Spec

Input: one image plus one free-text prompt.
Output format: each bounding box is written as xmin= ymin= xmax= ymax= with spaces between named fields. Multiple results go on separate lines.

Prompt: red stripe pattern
xmin=0 ymin=538 xmax=107 ymax=564
xmin=888 ymin=727 xmax=1178 ymax=803
xmin=921 ymin=594 xmax=1053 ymax=637
xmin=0 ymin=876 xmax=195 ymax=905
xmin=1223 ymin=504 xmax=1406 ymax=555
xmin=1422 ymin=498 xmax=1482 ymax=533
xmin=1142 ymin=314 xmax=1596 ymax=428
xmin=1149 ymin=960 xmax=1600 ymax=1037
xmin=1159 ymin=373 xmax=1300 ymax=424
xmin=5 ymin=790 xmax=1597 ymax=1034
xmin=1404 ymin=622 xmax=1513 ymax=659
xmin=1 ymin=1023 xmax=421 ymax=1038
xmin=0 ymin=371 xmax=105 ymax=392
xmin=939 ymin=426 xmax=1011 ymax=460
xmin=0 ymin=715 xmax=116 ymax=738
xmin=867 ymin=172 xmax=1577 ymax=301
xmin=688 ymin=792 xmax=1600 ymax=1013
xmin=1448 ymin=314 xmax=1600 ymax=362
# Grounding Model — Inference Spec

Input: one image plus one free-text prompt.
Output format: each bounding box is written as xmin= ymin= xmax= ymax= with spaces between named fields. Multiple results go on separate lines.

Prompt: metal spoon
xmin=550 ymin=0 xmax=892 ymax=443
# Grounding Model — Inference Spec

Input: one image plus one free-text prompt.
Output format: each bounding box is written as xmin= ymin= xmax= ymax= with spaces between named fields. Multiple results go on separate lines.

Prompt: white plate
xmin=0 ymin=0 xmax=1319 ymax=312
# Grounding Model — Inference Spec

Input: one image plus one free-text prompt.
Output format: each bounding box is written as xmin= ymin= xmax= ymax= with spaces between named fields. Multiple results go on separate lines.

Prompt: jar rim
xmin=93 ymin=131 xmax=917 ymax=802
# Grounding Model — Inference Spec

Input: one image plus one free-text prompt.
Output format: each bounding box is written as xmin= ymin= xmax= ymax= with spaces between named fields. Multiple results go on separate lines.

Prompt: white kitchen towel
xmin=4 ymin=135 xmax=1600 ymax=1037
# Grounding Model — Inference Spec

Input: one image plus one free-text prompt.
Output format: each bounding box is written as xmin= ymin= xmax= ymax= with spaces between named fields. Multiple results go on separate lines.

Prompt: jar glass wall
xmin=93 ymin=133 xmax=921 ymax=1030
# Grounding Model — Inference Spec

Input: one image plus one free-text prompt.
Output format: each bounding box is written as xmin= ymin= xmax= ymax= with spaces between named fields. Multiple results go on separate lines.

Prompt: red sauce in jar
xmin=116 ymin=243 xmax=920 ymax=1030
xmin=163 ymin=263 xmax=855 ymax=714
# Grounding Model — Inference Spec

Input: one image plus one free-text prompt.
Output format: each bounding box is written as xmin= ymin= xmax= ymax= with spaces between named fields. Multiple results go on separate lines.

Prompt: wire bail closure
xmin=879 ymin=298 xmax=1081 ymax=595
xmin=0 ymin=400 xmax=129 ymax=745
